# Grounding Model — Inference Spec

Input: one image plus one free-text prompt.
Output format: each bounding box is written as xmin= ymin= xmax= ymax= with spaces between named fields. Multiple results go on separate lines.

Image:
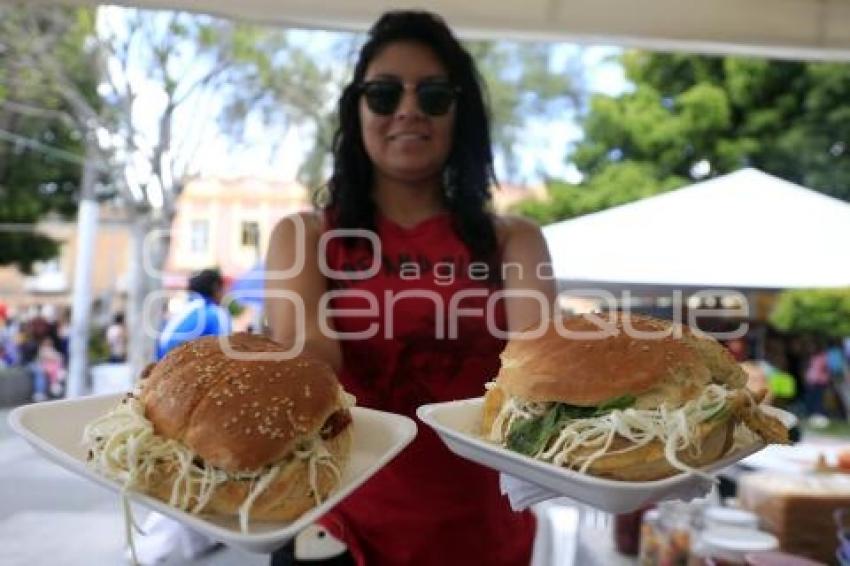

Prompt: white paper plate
xmin=9 ymin=393 xmax=417 ymax=554
xmin=417 ymin=398 xmax=797 ymax=514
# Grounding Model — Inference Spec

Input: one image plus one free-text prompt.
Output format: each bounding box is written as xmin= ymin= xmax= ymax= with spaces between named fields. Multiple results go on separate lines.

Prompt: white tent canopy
xmin=35 ymin=0 xmax=850 ymax=62
xmin=542 ymin=168 xmax=850 ymax=291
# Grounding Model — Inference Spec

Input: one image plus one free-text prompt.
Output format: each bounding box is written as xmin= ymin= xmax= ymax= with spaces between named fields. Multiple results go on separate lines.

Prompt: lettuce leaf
xmin=595 ymin=394 xmax=636 ymax=414
xmin=505 ymin=395 xmax=637 ymax=456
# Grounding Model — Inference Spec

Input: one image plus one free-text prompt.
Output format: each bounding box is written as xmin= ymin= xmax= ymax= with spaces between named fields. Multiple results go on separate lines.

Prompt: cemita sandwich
xmin=482 ymin=313 xmax=789 ymax=481
xmin=84 ymin=333 xmax=354 ymax=533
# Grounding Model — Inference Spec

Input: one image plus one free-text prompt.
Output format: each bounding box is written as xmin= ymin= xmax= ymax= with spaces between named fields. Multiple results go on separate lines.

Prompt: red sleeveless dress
xmin=319 ymin=211 xmax=535 ymax=566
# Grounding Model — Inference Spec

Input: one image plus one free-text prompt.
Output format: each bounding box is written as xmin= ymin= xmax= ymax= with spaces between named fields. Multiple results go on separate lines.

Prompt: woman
xmin=266 ymin=10 xmax=555 ymax=565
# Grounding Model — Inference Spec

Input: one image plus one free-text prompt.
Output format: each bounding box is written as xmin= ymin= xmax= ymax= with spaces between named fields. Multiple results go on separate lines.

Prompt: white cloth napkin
xmin=499 ymin=473 xmax=716 ymax=512
xmin=500 ymin=473 xmax=560 ymax=511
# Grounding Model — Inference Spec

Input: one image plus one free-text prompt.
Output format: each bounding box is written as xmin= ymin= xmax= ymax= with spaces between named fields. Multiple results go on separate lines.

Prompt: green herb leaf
xmin=594 ymin=394 xmax=636 ymax=415
xmin=506 ymin=403 xmax=593 ymax=456
xmin=505 ymin=395 xmax=637 ymax=457
xmin=506 ymin=409 xmax=555 ymax=456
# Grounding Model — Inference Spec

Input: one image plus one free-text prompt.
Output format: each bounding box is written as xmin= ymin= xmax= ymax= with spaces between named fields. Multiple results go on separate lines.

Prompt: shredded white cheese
xmin=490 ymin=383 xmax=731 ymax=478
xmin=237 ymin=465 xmax=281 ymax=533
xmin=83 ymin=396 xmax=343 ymax=534
xmin=488 ymin=396 xmax=549 ymax=442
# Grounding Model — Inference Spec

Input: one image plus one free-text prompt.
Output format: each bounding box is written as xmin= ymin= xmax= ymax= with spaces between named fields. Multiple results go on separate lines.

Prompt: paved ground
xmin=0 ymin=405 xmax=266 ymax=566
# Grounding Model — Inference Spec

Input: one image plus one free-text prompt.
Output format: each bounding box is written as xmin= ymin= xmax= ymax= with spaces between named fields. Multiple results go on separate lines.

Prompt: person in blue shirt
xmin=156 ymin=268 xmax=231 ymax=360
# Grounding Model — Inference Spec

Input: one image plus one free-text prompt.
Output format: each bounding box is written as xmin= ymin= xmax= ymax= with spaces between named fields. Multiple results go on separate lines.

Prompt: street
xmin=0 ymin=407 xmax=266 ymax=566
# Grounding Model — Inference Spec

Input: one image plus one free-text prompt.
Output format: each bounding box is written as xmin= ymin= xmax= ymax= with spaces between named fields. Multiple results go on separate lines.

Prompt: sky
xmin=513 ymin=46 xmax=628 ymax=184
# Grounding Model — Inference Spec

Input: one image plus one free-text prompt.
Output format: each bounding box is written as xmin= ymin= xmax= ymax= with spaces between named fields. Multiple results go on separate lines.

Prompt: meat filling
xmin=320 ymin=409 xmax=352 ymax=440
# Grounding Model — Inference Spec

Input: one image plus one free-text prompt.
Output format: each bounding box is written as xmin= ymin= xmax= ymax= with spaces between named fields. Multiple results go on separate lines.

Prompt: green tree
xmin=0 ymin=5 xmax=102 ymax=271
xmin=770 ymin=288 xmax=850 ymax=338
xmin=468 ymin=41 xmax=580 ymax=180
xmin=1 ymin=5 xmax=368 ymax=375
xmin=518 ymin=51 xmax=850 ymax=224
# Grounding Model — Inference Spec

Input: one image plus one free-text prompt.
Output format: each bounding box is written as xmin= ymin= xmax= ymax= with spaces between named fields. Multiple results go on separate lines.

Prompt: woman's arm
xmin=497 ymin=215 xmax=557 ymax=333
xmin=264 ymin=211 xmax=342 ymax=372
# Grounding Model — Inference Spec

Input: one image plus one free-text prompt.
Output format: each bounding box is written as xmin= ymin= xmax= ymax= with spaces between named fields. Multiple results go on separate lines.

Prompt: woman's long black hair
xmin=322 ymin=10 xmax=500 ymax=280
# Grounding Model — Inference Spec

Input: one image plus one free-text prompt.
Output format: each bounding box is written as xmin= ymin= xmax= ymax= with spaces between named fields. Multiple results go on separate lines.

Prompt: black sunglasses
xmin=359 ymin=79 xmax=460 ymax=116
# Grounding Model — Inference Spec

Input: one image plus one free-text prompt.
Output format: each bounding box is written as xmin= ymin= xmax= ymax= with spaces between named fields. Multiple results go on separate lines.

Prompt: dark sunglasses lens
xmin=363 ymin=83 xmax=402 ymax=115
xmin=418 ymin=84 xmax=456 ymax=115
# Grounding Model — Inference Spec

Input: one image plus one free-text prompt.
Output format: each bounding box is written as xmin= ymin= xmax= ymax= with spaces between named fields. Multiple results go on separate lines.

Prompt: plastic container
xmin=615 ymin=506 xmax=652 ymax=556
xmin=639 ymin=502 xmax=696 ymax=566
xmin=638 ymin=508 xmax=662 ymax=566
xmin=691 ymin=527 xmax=779 ymax=565
xmin=704 ymin=507 xmax=760 ymax=531
xmin=744 ymin=550 xmax=828 ymax=566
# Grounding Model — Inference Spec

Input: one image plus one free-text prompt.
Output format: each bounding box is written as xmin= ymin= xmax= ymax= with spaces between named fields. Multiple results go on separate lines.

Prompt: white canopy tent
xmin=32 ymin=0 xmax=850 ymax=62
xmin=542 ymin=168 xmax=850 ymax=293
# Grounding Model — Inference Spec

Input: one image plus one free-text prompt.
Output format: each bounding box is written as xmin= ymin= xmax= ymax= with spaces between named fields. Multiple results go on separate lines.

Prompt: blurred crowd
xmin=724 ymin=334 xmax=850 ymax=422
xmin=0 ymin=304 xmax=72 ymax=401
xmin=0 ymin=303 xmax=127 ymax=402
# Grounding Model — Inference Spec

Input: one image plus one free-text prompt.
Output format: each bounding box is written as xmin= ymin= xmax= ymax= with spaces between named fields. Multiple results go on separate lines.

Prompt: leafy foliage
xmin=770 ymin=288 xmax=850 ymax=338
xmin=0 ymin=6 xmax=100 ymax=271
xmin=468 ymin=41 xmax=579 ymax=179
xmin=517 ymin=51 xmax=850 ymax=224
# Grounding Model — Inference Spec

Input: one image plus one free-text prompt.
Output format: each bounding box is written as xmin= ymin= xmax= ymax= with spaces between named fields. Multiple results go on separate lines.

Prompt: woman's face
xmin=359 ymin=41 xmax=456 ymax=185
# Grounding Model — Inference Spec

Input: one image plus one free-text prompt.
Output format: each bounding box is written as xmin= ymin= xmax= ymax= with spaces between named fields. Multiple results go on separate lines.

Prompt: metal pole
xmin=66 ymin=142 xmax=99 ymax=398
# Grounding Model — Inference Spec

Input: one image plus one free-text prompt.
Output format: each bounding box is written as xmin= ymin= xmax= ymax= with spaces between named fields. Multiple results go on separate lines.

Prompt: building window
xmin=190 ymin=220 xmax=209 ymax=254
xmin=241 ymin=221 xmax=259 ymax=248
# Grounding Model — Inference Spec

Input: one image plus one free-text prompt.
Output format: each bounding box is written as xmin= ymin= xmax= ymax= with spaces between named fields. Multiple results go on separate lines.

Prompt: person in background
xmin=0 ymin=313 xmax=10 ymax=368
xmin=266 ymin=10 xmax=553 ymax=565
xmin=156 ymin=268 xmax=231 ymax=359
xmin=725 ymin=337 xmax=749 ymax=363
xmin=4 ymin=313 xmax=23 ymax=367
xmin=805 ymin=348 xmax=831 ymax=418
xmin=55 ymin=307 xmax=71 ymax=367
xmin=22 ymin=310 xmax=54 ymax=402
xmin=135 ymin=268 xmax=231 ymax=564
xmin=37 ymin=336 xmax=65 ymax=397
xmin=827 ymin=341 xmax=847 ymax=382
xmin=105 ymin=313 xmax=127 ymax=363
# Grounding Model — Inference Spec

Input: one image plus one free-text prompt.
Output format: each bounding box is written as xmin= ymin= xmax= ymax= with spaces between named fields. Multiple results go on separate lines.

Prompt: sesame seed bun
xmin=131 ymin=333 xmax=352 ymax=522
xmin=141 ymin=333 xmax=346 ymax=472
xmin=483 ymin=314 xmax=787 ymax=482
xmin=495 ymin=313 xmax=746 ymax=407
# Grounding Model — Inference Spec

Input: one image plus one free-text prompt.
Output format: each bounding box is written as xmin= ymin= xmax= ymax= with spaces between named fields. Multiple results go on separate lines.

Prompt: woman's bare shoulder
xmin=270 ymin=209 xmax=325 ymax=242
xmin=491 ymin=213 xmax=543 ymax=246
